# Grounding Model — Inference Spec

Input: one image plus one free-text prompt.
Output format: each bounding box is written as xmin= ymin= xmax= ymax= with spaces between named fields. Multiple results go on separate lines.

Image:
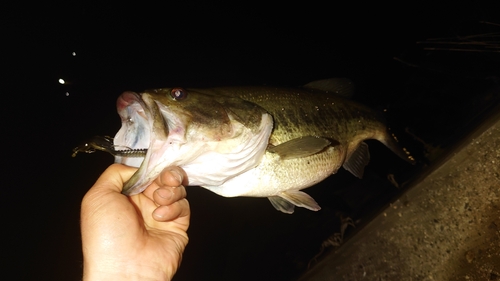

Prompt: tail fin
xmin=379 ymin=130 xmax=416 ymax=164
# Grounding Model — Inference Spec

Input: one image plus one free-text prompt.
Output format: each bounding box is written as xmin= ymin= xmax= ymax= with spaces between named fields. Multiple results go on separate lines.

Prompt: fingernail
xmin=169 ymin=169 xmax=182 ymax=183
xmin=157 ymin=188 xmax=173 ymax=200
xmin=153 ymin=212 xmax=164 ymax=219
xmin=153 ymin=206 xmax=169 ymax=221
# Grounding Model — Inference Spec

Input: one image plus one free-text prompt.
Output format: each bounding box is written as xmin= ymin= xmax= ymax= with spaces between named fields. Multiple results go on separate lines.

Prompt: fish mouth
xmin=114 ymin=91 xmax=170 ymax=195
xmin=114 ymin=92 xmax=151 ymax=165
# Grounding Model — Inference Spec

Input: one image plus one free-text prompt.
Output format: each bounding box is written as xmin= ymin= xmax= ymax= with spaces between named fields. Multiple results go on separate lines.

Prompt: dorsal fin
xmin=304 ymin=78 xmax=355 ymax=98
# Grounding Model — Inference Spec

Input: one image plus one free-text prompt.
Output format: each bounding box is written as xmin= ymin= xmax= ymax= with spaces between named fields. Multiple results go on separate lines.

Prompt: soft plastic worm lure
xmin=72 ymin=135 xmax=147 ymax=157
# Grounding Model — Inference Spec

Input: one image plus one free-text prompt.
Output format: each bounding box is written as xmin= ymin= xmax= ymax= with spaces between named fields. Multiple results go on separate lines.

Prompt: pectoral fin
xmin=343 ymin=141 xmax=370 ymax=178
xmin=268 ymin=190 xmax=321 ymax=214
xmin=267 ymin=136 xmax=331 ymax=160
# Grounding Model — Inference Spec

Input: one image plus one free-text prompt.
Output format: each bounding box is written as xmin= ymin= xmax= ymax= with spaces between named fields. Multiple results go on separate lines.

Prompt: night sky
xmin=2 ymin=3 xmax=499 ymax=280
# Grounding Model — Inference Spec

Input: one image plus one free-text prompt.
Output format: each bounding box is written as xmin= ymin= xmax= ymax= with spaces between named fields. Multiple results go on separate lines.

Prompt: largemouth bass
xmin=114 ymin=78 xmax=414 ymax=214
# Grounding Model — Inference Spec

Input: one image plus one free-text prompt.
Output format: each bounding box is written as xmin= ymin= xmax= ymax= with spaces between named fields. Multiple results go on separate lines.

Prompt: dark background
xmin=2 ymin=3 xmax=499 ymax=280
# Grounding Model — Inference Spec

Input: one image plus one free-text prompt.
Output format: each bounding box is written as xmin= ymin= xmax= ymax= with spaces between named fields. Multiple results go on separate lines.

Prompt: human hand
xmin=81 ymin=164 xmax=189 ymax=281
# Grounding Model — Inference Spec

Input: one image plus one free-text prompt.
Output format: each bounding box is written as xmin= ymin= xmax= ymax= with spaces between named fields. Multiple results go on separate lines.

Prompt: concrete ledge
xmin=299 ymin=107 xmax=500 ymax=281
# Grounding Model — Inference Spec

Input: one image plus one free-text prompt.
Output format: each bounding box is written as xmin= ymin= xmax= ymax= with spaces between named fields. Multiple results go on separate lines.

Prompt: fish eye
xmin=171 ymin=88 xmax=187 ymax=100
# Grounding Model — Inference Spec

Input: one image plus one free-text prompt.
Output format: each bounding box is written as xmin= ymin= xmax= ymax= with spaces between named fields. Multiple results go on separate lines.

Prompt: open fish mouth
xmin=114 ymin=91 xmax=153 ymax=168
xmin=114 ymin=91 xmax=174 ymax=195
xmin=72 ymin=91 xmax=159 ymax=195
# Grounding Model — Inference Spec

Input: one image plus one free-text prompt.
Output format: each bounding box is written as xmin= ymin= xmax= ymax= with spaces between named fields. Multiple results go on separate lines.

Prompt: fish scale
xmin=216 ymin=87 xmax=386 ymax=150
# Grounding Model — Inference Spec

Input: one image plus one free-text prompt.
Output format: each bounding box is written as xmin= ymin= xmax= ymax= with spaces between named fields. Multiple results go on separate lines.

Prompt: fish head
xmin=114 ymin=88 xmax=272 ymax=195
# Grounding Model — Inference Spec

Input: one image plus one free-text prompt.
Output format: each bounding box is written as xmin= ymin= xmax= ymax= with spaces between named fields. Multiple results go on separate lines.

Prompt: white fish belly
xmin=203 ymin=146 xmax=346 ymax=197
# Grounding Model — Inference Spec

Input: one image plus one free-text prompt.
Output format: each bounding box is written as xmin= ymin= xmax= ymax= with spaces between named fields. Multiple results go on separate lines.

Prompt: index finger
xmin=142 ymin=166 xmax=188 ymax=200
xmin=156 ymin=166 xmax=188 ymax=187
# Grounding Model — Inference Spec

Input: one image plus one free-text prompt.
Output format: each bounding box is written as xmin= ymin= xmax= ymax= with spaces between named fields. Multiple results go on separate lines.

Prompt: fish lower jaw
xmin=114 ymin=155 xmax=145 ymax=168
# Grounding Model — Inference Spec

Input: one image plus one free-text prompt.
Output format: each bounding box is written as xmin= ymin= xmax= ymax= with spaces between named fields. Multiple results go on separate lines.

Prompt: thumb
xmin=82 ymin=164 xmax=138 ymax=222
xmin=92 ymin=164 xmax=138 ymax=194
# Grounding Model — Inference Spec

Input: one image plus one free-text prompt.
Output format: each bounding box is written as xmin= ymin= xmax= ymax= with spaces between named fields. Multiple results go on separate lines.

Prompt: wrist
xmin=83 ymin=259 xmax=172 ymax=281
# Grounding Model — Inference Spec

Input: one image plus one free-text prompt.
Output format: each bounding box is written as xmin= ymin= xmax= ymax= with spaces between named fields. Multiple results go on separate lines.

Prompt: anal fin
xmin=343 ymin=141 xmax=370 ymax=178
xmin=268 ymin=190 xmax=321 ymax=214
xmin=268 ymin=196 xmax=296 ymax=214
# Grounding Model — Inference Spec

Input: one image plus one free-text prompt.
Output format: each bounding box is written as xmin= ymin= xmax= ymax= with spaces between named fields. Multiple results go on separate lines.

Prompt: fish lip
xmin=116 ymin=91 xmax=148 ymax=122
xmin=117 ymin=91 xmax=141 ymax=113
